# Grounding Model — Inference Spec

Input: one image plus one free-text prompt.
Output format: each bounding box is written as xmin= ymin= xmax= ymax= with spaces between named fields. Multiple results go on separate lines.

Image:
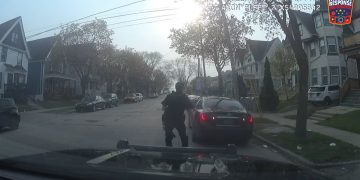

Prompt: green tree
xmin=260 ymin=58 xmax=279 ymax=112
xmin=271 ymin=47 xmax=296 ymax=100
xmin=51 ymin=19 xmax=113 ymax=96
xmin=243 ymin=0 xmax=310 ymax=137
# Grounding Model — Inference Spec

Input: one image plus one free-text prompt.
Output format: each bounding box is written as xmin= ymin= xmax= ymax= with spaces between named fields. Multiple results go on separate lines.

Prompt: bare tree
xmin=243 ymin=0 xmax=310 ymax=137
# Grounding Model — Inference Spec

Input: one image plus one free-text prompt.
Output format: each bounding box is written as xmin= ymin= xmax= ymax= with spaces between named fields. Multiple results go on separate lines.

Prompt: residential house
xmin=235 ymin=38 xmax=282 ymax=94
xmin=27 ymin=36 xmax=80 ymax=101
xmin=341 ymin=2 xmax=360 ymax=89
xmin=294 ymin=0 xmax=347 ymax=87
xmin=0 ymin=17 xmax=30 ymax=98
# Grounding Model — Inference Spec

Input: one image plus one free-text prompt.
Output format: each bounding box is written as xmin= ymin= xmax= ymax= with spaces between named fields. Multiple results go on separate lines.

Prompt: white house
xmin=235 ymin=38 xmax=282 ymax=93
xmin=294 ymin=0 xmax=347 ymax=87
xmin=0 ymin=17 xmax=30 ymax=98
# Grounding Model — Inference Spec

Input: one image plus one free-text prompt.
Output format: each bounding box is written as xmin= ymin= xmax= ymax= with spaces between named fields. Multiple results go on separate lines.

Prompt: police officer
xmin=161 ymin=82 xmax=193 ymax=147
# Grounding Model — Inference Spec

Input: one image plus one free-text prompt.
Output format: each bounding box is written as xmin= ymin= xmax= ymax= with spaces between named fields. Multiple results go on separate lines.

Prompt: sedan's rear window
xmin=309 ymin=87 xmax=325 ymax=92
xmin=204 ymin=98 xmax=246 ymax=112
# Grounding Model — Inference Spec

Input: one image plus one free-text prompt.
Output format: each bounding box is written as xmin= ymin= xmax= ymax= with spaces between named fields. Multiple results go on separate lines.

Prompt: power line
xmin=26 ymin=8 xmax=177 ymax=34
xmin=108 ymin=14 xmax=176 ymax=26
xmin=111 ymin=18 xmax=173 ymax=29
xmin=67 ymin=0 xmax=145 ymax=24
xmin=26 ymin=0 xmax=146 ymax=39
xmin=81 ymin=8 xmax=178 ymax=25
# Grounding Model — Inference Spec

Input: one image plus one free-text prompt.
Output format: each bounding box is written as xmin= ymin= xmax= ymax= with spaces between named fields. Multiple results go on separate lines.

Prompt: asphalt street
xmin=0 ymin=95 xmax=290 ymax=163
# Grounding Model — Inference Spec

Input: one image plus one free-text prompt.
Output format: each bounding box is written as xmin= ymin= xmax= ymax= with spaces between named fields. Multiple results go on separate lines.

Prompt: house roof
xmin=294 ymin=10 xmax=317 ymax=35
xmin=0 ymin=17 xmax=20 ymax=41
xmin=247 ymin=38 xmax=277 ymax=62
xmin=27 ymin=36 xmax=57 ymax=61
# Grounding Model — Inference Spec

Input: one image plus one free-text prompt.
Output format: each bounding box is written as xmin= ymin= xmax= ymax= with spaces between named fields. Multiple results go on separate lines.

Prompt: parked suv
xmin=308 ymin=85 xmax=340 ymax=105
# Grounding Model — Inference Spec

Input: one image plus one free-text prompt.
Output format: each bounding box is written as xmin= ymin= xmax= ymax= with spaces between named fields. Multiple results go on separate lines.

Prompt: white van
xmin=308 ymin=85 xmax=340 ymax=105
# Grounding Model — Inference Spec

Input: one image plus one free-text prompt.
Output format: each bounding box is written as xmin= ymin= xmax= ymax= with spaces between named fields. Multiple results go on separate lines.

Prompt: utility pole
xmin=217 ymin=0 xmax=239 ymax=100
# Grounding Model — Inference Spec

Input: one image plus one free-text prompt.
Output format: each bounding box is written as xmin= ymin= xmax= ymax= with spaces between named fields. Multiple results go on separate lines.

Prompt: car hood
xmin=0 ymin=147 xmax=330 ymax=180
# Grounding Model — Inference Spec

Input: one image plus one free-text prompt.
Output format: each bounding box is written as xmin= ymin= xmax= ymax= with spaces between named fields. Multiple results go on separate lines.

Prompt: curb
xmin=253 ymin=133 xmax=360 ymax=168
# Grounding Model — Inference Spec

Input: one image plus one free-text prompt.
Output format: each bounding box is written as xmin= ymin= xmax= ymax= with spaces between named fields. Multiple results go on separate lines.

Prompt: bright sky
xmin=1 ymin=0 xmax=278 ymax=77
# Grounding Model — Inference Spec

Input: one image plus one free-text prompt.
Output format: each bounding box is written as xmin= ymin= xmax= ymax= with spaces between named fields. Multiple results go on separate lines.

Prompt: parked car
xmin=103 ymin=93 xmax=119 ymax=108
xmin=0 ymin=98 xmax=20 ymax=130
xmin=308 ymin=84 xmax=340 ymax=105
xmin=135 ymin=93 xmax=143 ymax=101
xmin=190 ymin=96 xmax=253 ymax=145
xmin=124 ymin=93 xmax=138 ymax=103
xmin=75 ymin=95 xmax=106 ymax=112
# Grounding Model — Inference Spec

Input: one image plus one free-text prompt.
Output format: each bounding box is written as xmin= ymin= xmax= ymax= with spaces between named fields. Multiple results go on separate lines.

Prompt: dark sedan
xmin=75 ymin=95 xmax=106 ymax=112
xmin=103 ymin=93 xmax=119 ymax=108
xmin=190 ymin=96 xmax=253 ymax=144
xmin=0 ymin=98 xmax=20 ymax=130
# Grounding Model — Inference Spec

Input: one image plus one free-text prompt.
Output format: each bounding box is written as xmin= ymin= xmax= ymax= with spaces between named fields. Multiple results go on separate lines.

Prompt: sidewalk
xmin=254 ymin=112 xmax=360 ymax=148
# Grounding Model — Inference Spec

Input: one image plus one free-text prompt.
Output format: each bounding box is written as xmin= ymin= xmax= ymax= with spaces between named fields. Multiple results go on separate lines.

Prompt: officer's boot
xmin=181 ymin=135 xmax=188 ymax=147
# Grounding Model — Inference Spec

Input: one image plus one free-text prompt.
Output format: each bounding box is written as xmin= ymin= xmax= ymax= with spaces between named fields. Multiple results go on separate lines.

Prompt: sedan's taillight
xmin=247 ymin=115 xmax=254 ymax=124
xmin=199 ymin=112 xmax=209 ymax=122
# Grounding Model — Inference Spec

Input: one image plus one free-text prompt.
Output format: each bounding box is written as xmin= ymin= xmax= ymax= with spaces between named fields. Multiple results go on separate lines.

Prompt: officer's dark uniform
xmin=161 ymin=91 xmax=192 ymax=147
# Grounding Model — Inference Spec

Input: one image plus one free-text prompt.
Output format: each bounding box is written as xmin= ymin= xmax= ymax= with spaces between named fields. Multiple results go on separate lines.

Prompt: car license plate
xmin=223 ymin=119 xmax=233 ymax=125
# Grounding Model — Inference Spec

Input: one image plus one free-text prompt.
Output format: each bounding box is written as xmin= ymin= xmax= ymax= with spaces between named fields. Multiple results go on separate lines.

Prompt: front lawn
xmin=258 ymin=130 xmax=360 ymax=163
xmin=38 ymin=99 xmax=79 ymax=109
xmin=318 ymin=110 xmax=360 ymax=134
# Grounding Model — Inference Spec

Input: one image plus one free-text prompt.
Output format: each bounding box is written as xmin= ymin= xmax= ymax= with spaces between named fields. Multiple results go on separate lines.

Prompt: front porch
xmin=44 ymin=73 xmax=76 ymax=100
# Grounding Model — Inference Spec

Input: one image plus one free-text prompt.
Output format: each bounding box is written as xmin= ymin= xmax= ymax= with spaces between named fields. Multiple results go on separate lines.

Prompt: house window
xmin=17 ymin=52 xmax=23 ymax=65
xmin=321 ymin=67 xmax=328 ymax=85
xmin=299 ymin=24 xmax=303 ymax=36
xmin=1 ymin=47 xmax=7 ymax=62
xmin=330 ymin=66 xmax=339 ymax=84
xmin=255 ymin=63 xmax=258 ymax=72
xmin=11 ymin=33 xmax=19 ymax=43
xmin=327 ymin=36 xmax=338 ymax=54
xmin=319 ymin=38 xmax=326 ymax=55
xmin=310 ymin=41 xmax=316 ymax=57
xmin=315 ymin=15 xmax=322 ymax=27
xmin=312 ymin=68 xmax=318 ymax=85
xmin=7 ymin=73 xmax=13 ymax=84
xmin=341 ymin=67 xmax=347 ymax=83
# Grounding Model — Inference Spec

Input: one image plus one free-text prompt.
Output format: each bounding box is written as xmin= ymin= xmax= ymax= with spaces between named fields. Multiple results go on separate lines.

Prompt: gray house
xmin=235 ymin=38 xmax=282 ymax=94
xmin=294 ymin=1 xmax=347 ymax=87
xmin=0 ymin=17 xmax=31 ymax=98
xmin=27 ymin=36 xmax=80 ymax=101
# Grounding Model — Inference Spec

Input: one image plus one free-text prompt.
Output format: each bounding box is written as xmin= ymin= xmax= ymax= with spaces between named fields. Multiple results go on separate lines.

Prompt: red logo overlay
xmin=327 ymin=0 xmax=354 ymax=25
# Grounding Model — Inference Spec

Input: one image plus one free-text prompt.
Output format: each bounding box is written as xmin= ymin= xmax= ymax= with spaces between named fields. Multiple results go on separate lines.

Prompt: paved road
xmin=0 ymin=95 xmax=289 ymax=163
